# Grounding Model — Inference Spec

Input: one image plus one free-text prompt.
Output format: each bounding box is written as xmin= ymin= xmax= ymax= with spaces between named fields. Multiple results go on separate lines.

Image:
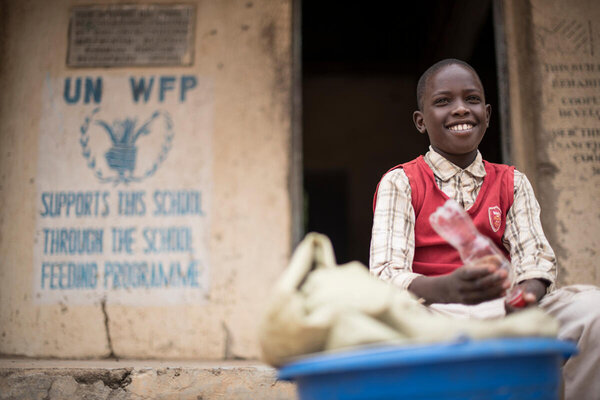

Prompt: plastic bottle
xmin=429 ymin=199 xmax=525 ymax=307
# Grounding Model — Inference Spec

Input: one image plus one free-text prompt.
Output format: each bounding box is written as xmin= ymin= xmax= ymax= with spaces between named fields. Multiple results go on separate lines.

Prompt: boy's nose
xmin=452 ymin=103 xmax=470 ymax=116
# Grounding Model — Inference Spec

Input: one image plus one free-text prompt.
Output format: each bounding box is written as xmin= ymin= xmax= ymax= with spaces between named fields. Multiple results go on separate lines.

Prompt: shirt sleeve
xmin=369 ymin=169 xmax=422 ymax=289
xmin=503 ymin=170 xmax=557 ymax=290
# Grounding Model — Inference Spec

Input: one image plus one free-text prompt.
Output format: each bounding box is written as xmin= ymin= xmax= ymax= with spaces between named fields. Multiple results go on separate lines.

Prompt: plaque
xmin=67 ymin=5 xmax=195 ymax=67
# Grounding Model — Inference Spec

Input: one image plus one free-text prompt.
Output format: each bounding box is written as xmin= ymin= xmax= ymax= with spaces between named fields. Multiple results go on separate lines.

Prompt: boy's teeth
xmin=449 ymin=124 xmax=473 ymax=131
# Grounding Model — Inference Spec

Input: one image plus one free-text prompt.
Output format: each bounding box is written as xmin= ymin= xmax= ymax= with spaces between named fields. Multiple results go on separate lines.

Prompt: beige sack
xmin=259 ymin=233 xmax=558 ymax=367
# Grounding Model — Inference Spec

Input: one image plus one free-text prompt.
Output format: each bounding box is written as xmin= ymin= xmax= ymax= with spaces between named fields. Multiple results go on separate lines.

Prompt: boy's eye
xmin=433 ymin=98 xmax=449 ymax=105
xmin=466 ymin=95 xmax=481 ymax=103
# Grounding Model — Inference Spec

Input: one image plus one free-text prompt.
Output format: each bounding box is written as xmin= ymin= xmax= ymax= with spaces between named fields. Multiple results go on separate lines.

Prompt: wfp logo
xmin=80 ymin=108 xmax=174 ymax=184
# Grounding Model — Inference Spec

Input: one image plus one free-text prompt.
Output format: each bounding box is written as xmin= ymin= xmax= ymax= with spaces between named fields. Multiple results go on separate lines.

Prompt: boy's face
xmin=413 ymin=64 xmax=491 ymax=166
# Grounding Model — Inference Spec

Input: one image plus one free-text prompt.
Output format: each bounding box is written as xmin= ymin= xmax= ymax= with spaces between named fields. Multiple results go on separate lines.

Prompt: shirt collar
xmin=424 ymin=146 xmax=486 ymax=181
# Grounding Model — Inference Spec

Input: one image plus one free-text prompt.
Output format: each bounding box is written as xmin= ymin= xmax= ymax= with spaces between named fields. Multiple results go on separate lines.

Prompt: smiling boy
xmin=370 ymin=59 xmax=599 ymax=399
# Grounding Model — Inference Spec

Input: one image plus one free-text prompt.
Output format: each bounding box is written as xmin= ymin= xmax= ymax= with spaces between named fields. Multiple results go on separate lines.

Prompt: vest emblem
xmin=488 ymin=206 xmax=502 ymax=232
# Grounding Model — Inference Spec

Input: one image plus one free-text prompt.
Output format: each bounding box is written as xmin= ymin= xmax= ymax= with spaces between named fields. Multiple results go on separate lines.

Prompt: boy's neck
xmin=431 ymin=146 xmax=478 ymax=170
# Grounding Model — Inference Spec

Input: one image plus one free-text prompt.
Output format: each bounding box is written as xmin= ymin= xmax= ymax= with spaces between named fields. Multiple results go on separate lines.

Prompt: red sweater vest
xmin=373 ymin=156 xmax=514 ymax=276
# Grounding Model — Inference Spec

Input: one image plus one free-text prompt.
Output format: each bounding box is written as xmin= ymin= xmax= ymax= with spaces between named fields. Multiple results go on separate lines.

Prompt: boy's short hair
xmin=416 ymin=59 xmax=483 ymax=110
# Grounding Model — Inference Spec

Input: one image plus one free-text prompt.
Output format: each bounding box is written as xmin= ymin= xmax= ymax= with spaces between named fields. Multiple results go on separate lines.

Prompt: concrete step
xmin=0 ymin=358 xmax=297 ymax=400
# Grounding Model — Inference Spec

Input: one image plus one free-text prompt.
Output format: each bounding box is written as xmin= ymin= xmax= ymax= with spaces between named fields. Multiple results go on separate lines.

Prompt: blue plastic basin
xmin=278 ymin=338 xmax=577 ymax=400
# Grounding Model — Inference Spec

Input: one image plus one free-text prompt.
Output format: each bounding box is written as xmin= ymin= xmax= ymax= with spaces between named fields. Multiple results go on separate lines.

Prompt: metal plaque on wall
xmin=67 ymin=5 xmax=195 ymax=67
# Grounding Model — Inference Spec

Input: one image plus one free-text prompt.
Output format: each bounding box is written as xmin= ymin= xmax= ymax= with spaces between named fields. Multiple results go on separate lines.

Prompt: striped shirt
xmin=370 ymin=147 xmax=557 ymax=291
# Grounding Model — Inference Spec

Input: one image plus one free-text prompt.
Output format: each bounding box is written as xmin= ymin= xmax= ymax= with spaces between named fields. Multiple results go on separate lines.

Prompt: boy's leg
xmin=539 ymin=285 xmax=600 ymax=400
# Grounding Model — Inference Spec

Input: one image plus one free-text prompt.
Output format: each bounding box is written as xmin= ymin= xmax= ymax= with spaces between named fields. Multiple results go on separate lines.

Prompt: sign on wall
xmin=67 ymin=5 xmax=195 ymax=67
xmin=530 ymin=0 xmax=600 ymax=285
xmin=33 ymin=74 xmax=213 ymax=305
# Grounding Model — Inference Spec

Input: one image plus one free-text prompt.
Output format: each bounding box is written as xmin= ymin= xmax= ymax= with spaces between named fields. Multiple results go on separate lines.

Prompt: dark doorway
xmin=302 ymin=0 xmax=501 ymax=265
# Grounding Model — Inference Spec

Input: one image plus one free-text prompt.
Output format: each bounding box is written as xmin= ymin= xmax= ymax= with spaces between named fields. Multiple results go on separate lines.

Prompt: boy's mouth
xmin=447 ymin=123 xmax=475 ymax=132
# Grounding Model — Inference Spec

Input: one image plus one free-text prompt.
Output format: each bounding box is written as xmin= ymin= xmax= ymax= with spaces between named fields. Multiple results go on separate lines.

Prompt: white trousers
xmin=540 ymin=285 xmax=600 ymax=400
xmin=428 ymin=285 xmax=600 ymax=400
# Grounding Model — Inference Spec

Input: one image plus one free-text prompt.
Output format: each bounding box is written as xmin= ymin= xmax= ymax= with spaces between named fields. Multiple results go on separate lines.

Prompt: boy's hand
xmin=438 ymin=255 xmax=510 ymax=305
xmin=504 ymin=279 xmax=547 ymax=313
xmin=409 ymin=255 xmax=510 ymax=305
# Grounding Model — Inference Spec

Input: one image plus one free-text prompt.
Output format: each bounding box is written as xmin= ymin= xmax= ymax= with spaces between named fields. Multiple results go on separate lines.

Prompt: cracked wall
xmin=502 ymin=0 xmax=600 ymax=286
xmin=0 ymin=0 xmax=293 ymax=359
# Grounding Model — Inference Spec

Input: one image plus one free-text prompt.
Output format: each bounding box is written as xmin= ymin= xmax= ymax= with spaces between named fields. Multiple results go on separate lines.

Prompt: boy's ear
xmin=485 ymin=104 xmax=491 ymax=127
xmin=413 ymin=111 xmax=427 ymax=134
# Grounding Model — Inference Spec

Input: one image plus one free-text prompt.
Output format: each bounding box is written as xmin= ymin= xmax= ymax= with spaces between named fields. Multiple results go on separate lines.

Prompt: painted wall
xmin=501 ymin=0 xmax=600 ymax=287
xmin=0 ymin=0 xmax=293 ymax=359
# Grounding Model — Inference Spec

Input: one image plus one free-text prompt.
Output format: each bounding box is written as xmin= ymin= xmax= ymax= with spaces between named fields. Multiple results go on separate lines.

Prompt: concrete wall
xmin=2 ymin=0 xmax=597 ymax=363
xmin=500 ymin=0 xmax=600 ymax=286
xmin=0 ymin=0 xmax=293 ymax=359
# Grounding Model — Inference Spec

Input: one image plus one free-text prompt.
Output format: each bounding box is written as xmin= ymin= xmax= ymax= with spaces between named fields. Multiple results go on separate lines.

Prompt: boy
xmin=370 ymin=59 xmax=599 ymax=399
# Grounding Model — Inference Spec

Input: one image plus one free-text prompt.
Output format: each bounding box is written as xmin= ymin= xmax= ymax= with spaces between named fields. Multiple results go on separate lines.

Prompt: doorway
xmin=302 ymin=0 xmax=502 ymax=265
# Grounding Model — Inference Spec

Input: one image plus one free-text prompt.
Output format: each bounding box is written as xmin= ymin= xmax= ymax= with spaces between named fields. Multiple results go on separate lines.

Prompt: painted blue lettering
xmin=168 ymin=262 xmax=180 ymax=286
xmin=64 ymin=77 xmax=81 ymax=104
xmin=104 ymin=261 xmax=159 ymax=289
xmin=50 ymin=262 xmax=59 ymax=289
xmin=84 ymin=77 xmax=102 ymax=104
xmin=169 ymin=261 xmax=200 ymax=287
xmin=106 ymin=261 xmax=122 ymax=289
xmin=129 ymin=75 xmax=198 ymax=103
xmin=142 ymin=226 xmax=192 ymax=254
xmin=40 ymin=193 xmax=51 ymax=217
xmin=184 ymin=260 xmax=200 ymax=287
xmin=159 ymin=76 xmax=176 ymax=102
xmin=102 ymin=191 xmax=110 ymax=217
xmin=130 ymin=77 xmax=155 ymax=103
xmin=103 ymin=263 xmax=114 ymax=289
xmin=137 ymin=264 xmax=149 ymax=288
xmin=111 ymin=227 xmax=135 ymax=254
xmin=151 ymin=262 xmax=168 ymax=287
xmin=41 ymin=262 xmax=97 ymax=289
xmin=180 ymin=76 xmax=197 ymax=102
xmin=153 ymin=190 xmax=204 ymax=216
xmin=39 ymin=191 xmax=110 ymax=218
xmin=41 ymin=263 xmax=51 ymax=289
xmin=42 ymin=228 xmax=103 ymax=255
xmin=142 ymin=229 xmax=156 ymax=254
xmin=118 ymin=191 xmax=146 ymax=216
xmin=72 ymin=262 xmax=97 ymax=288
xmin=101 ymin=260 xmax=201 ymax=289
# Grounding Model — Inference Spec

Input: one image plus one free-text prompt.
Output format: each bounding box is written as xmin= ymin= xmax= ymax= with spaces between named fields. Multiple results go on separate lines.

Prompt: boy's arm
xmin=503 ymin=171 xmax=557 ymax=304
xmin=369 ymin=169 xmax=422 ymax=289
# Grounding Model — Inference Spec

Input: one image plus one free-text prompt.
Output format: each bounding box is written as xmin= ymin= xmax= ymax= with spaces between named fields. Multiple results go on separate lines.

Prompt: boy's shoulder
xmin=378 ymin=155 xmax=423 ymax=183
xmin=479 ymin=159 xmax=527 ymax=182
xmin=378 ymin=164 xmax=410 ymax=187
xmin=385 ymin=155 xmax=423 ymax=172
xmin=373 ymin=158 xmax=421 ymax=213
xmin=481 ymin=158 xmax=514 ymax=169
xmin=481 ymin=159 xmax=516 ymax=176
